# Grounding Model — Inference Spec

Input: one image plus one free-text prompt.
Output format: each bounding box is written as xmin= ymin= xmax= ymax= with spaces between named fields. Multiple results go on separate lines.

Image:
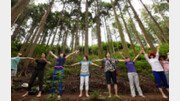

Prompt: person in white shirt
xmin=142 ymin=46 xmax=169 ymax=99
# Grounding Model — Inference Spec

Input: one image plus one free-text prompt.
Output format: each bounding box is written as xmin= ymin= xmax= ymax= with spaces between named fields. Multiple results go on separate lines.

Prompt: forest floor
xmin=11 ymin=65 xmax=169 ymax=101
xmin=12 ymin=91 xmax=169 ymax=101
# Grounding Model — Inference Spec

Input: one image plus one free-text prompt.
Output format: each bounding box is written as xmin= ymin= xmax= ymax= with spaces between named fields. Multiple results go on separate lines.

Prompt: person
xmin=93 ymin=52 xmax=123 ymax=98
xmin=22 ymin=53 xmax=51 ymax=98
xmin=119 ymin=50 xmax=145 ymax=98
xmin=49 ymin=50 xmax=79 ymax=99
xmin=11 ymin=53 xmax=33 ymax=87
xmin=159 ymin=53 xmax=169 ymax=84
xmin=142 ymin=46 xmax=169 ymax=99
xmin=70 ymin=56 xmax=101 ymax=98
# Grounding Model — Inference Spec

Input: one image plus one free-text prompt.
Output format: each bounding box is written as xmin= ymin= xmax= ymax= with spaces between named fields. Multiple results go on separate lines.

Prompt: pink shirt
xmin=162 ymin=61 xmax=169 ymax=72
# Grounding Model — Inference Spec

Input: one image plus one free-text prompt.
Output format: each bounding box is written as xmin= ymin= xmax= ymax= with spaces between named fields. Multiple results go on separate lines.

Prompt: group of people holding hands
xmin=11 ymin=46 xmax=169 ymax=99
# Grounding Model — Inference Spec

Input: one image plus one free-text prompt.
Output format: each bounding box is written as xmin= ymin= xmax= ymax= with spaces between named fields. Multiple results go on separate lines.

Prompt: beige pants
xmin=165 ymin=71 xmax=169 ymax=84
xmin=128 ymin=72 xmax=143 ymax=96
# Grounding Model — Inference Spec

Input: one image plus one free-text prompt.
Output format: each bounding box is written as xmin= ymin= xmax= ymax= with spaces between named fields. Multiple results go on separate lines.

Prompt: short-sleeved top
xmin=145 ymin=53 xmax=164 ymax=72
xmin=125 ymin=61 xmax=136 ymax=73
xmin=79 ymin=61 xmax=92 ymax=76
xmin=102 ymin=58 xmax=119 ymax=72
xmin=161 ymin=60 xmax=169 ymax=72
xmin=35 ymin=59 xmax=47 ymax=70
xmin=55 ymin=57 xmax=66 ymax=68
xmin=11 ymin=57 xmax=23 ymax=70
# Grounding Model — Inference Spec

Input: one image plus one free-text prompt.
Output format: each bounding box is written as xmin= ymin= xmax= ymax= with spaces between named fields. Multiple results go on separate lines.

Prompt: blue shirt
xmin=55 ymin=57 xmax=66 ymax=67
xmin=79 ymin=61 xmax=92 ymax=76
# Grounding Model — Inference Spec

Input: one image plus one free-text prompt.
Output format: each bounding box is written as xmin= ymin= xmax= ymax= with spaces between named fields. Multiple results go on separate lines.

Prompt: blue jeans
xmin=153 ymin=71 xmax=169 ymax=88
xmin=51 ymin=68 xmax=64 ymax=95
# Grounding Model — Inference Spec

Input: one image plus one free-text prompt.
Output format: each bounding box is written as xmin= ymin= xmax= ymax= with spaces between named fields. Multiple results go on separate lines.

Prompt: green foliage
xmin=11 ymin=41 xmax=22 ymax=57
xmin=159 ymin=43 xmax=169 ymax=56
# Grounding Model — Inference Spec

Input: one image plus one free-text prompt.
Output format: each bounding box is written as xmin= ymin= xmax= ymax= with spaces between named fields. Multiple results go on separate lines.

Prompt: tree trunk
xmin=127 ymin=0 xmax=156 ymax=52
xmin=41 ymin=30 xmax=49 ymax=45
xmin=55 ymin=29 xmax=63 ymax=55
xmin=38 ymin=34 xmax=43 ymax=44
xmin=62 ymin=29 xmax=68 ymax=53
xmin=111 ymin=0 xmax=130 ymax=57
xmin=84 ymin=0 xmax=89 ymax=55
xmin=74 ymin=0 xmax=81 ymax=50
xmin=24 ymin=27 xmax=39 ymax=56
xmin=11 ymin=0 xmax=31 ymax=26
xmin=103 ymin=16 xmax=110 ymax=51
xmin=21 ymin=0 xmax=55 ymax=76
xmin=150 ymin=22 xmax=164 ymax=44
xmin=118 ymin=3 xmax=137 ymax=56
xmin=70 ymin=32 xmax=75 ymax=52
xmin=152 ymin=0 xmax=169 ymax=29
xmin=19 ymin=24 xmax=36 ymax=53
xmin=73 ymin=0 xmax=81 ymax=63
xmin=107 ymin=26 xmax=115 ymax=53
xmin=46 ymin=14 xmax=63 ymax=59
xmin=12 ymin=23 xmax=22 ymax=41
xmin=126 ymin=8 xmax=145 ymax=50
xmin=140 ymin=0 xmax=168 ymax=42
xmin=11 ymin=14 xmax=28 ymax=41
xmin=95 ymin=0 xmax=103 ymax=57
xmin=46 ymin=29 xmax=54 ymax=46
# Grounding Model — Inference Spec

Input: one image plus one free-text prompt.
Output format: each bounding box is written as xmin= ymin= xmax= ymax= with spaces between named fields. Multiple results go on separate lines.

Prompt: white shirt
xmin=145 ymin=53 xmax=164 ymax=72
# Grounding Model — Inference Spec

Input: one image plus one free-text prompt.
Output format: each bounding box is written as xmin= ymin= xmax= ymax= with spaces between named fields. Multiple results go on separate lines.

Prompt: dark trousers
xmin=28 ymin=70 xmax=44 ymax=91
xmin=105 ymin=71 xmax=117 ymax=84
xmin=153 ymin=71 xmax=169 ymax=88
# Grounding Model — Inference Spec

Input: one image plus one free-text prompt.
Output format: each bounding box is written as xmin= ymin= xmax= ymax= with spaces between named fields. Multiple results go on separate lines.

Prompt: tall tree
xmin=62 ymin=28 xmax=68 ymax=53
xmin=127 ymin=0 xmax=156 ymax=52
xmin=111 ymin=0 xmax=130 ymax=57
xmin=139 ymin=0 xmax=168 ymax=42
xmin=11 ymin=0 xmax=31 ymax=26
xmin=84 ymin=0 xmax=89 ymax=55
xmin=46 ymin=11 xmax=64 ymax=59
xmin=21 ymin=0 xmax=55 ymax=76
xmin=55 ymin=26 xmax=63 ymax=55
xmin=95 ymin=0 xmax=103 ymax=57
xmin=126 ymin=8 xmax=145 ymax=50
xmin=46 ymin=29 xmax=54 ymax=46
xmin=117 ymin=2 xmax=137 ymax=55
xmin=19 ymin=23 xmax=37 ymax=53
xmin=152 ymin=0 xmax=169 ymax=29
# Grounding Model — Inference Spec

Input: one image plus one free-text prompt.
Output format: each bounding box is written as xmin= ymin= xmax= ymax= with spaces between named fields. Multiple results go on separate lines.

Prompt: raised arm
xmin=117 ymin=59 xmax=126 ymax=62
xmin=22 ymin=57 xmax=34 ymax=60
xmin=156 ymin=46 xmax=160 ymax=54
xmin=70 ymin=62 xmax=80 ymax=67
xmin=141 ymin=48 xmax=146 ymax=54
xmin=118 ymin=51 xmax=126 ymax=59
xmin=93 ymin=58 xmax=103 ymax=62
xmin=66 ymin=50 xmax=79 ymax=59
xmin=133 ymin=50 xmax=143 ymax=62
xmin=42 ymin=58 xmax=51 ymax=65
xmin=49 ymin=51 xmax=58 ymax=59
xmin=141 ymin=48 xmax=149 ymax=61
xmin=156 ymin=46 xmax=160 ymax=59
xmin=91 ymin=63 xmax=101 ymax=68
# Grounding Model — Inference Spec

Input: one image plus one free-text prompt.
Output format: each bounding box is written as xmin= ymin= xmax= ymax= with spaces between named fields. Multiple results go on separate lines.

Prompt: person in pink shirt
xmin=159 ymin=53 xmax=169 ymax=84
